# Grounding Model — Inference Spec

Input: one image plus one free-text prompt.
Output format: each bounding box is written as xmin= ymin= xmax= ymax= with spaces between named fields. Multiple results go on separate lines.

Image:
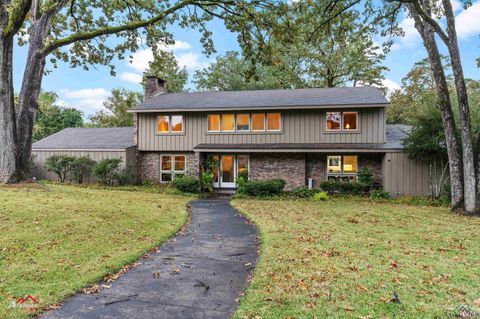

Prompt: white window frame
xmin=325 ymin=111 xmax=359 ymax=132
xmin=207 ymin=114 xmax=221 ymax=132
xmin=157 ymin=115 xmax=184 ymax=134
xmin=251 ymin=113 xmax=266 ymax=132
xmin=207 ymin=112 xmax=282 ymax=133
xmin=266 ymin=112 xmax=282 ymax=132
xmin=221 ymin=114 xmax=235 ymax=132
xmin=236 ymin=113 xmax=251 ymax=132
xmin=326 ymin=155 xmax=358 ymax=179
xmin=160 ymin=154 xmax=186 ymax=182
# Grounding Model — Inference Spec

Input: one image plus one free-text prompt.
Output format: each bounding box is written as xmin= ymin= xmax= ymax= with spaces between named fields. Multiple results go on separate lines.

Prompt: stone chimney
xmin=145 ymin=76 xmax=167 ymax=100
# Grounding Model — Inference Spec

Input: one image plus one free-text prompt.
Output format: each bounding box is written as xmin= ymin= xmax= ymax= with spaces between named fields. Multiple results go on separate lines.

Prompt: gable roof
xmin=193 ymin=124 xmax=410 ymax=152
xmin=32 ymin=127 xmax=135 ymax=150
xmin=130 ymin=86 xmax=388 ymax=112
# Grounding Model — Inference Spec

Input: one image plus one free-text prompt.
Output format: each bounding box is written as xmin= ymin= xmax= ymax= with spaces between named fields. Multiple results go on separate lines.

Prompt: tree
xmin=89 ymin=89 xmax=142 ymax=127
xmin=237 ymin=0 xmax=388 ymax=88
xmin=0 ymin=0 xmax=275 ymax=183
xmin=34 ymin=92 xmax=84 ymax=141
xmin=45 ymin=155 xmax=75 ymax=183
xmin=143 ymin=51 xmax=188 ymax=93
xmin=194 ymin=51 xmax=300 ymax=91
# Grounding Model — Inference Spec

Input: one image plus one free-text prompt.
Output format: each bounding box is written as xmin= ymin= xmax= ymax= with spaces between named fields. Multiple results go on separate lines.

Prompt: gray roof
xmin=194 ymin=125 xmax=410 ymax=152
xmin=32 ymin=127 xmax=135 ymax=150
xmin=131 ymin=86 xmax=388 ymax=112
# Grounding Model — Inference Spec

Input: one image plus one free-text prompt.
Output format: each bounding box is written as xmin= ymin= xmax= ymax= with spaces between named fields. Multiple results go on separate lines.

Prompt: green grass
xmin=232 ymin=198 xmax=480 ymax=318
xmin=0 ymin=184 xmax=193 ymax=319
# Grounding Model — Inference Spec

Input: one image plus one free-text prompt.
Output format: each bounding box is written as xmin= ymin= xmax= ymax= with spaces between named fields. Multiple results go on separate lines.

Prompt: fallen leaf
xmin=101 ymin=284 xmax=112 ymax=289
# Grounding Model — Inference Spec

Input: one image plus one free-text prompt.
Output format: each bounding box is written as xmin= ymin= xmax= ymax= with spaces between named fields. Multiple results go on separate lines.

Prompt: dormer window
xmin=326 ymin=111 xmax=358 ymax=131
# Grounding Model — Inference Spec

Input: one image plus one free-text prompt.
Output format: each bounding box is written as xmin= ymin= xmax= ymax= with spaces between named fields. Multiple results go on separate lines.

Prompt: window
xmin=326 ymin=112 xmax=341 ymax=131
xmin=251 ymin=113 xmax=265 ymax=131
xmin=160 ymin=155 xmax=186 ymax=182
xmin=208 ymin=112 xmax=281 ymax=132
xmin=343 ymin=112 xmax=357 ymax=130
xmin=327 ymin=155 xmax=358 ymax=181
xmin=157 ymin=115 xmax=183 ymax=134
xmin=208 ymin=114 xmax=220 ymax=131
xmin=267 ymin=113 xmax=281 ymax=131
xmin=236 ymin=114 xmax=250 ymax=131
xmin=237 ymin=155 xmax=249 ymax=179
xmin=326 ymin=111 xmax=358 ymax=131
xmin=221 ymin=114 xmax=235 ymax=131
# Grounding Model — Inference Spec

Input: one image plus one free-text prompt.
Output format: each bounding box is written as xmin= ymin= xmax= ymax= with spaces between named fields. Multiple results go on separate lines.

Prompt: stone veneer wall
xmin=358 ymin=154 xmax=383 ymax=183
xmin=249 ymin=153 xmax=306 ymax=190
xmin=136 ymin=151 xmax=199 ymax=183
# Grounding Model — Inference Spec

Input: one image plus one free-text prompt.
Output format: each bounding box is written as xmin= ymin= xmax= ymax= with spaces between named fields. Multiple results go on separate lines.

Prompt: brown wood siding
xmin=382 ymin=152 xmax=431 ymax=197
xmin=138 ymin=107 xmax=386 ymax=151
xmin=32 ymin=149 xmax=135 ymax=182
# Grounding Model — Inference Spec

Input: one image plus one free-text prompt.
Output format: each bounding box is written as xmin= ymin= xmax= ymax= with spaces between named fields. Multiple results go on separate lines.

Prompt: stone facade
xmin=136 ymin=151 xmax=199 ymax=183
xmin=358 ymin=153 xmax=383 ymax=184
xmin=249 ymin=153 xmax=306 ymax=190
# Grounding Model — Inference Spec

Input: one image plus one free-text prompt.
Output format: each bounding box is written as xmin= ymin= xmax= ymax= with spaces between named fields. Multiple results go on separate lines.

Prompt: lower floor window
xmin=161 ymin=154 xmax=186 ymax=182
xmin=327 ymin=155 xmax=358 ymax=181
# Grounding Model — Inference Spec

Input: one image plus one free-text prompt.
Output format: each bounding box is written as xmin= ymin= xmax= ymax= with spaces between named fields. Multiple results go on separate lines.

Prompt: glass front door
xmin=210 ymin=155 xmax=249 ymax=188
xmin=220 ymin=155 xmax=235 ymax=188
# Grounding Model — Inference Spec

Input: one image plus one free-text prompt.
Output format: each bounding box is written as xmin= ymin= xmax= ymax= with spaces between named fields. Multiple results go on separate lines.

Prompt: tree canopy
xmin=89 ymin=89 xmax=142 ymax=127
xmin=143 ymin=51 xmax=188 ymax=93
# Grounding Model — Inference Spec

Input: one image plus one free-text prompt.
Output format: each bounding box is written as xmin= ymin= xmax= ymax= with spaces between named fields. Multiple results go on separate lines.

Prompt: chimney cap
xmin=145 ymin=75 xmax=166 ymax=81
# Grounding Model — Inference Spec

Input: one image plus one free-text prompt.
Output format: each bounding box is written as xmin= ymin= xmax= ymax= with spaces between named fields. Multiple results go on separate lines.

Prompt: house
xmin=32 ymin=127 xmax=136 ymax=182
xmin=128 ymin=76 xmax=432 ymax=196
xmin=31 ymin=77 xmax=432 ymax=196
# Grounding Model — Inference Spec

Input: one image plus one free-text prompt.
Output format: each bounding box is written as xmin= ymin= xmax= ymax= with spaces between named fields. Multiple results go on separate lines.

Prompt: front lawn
xmin=0 ymin=184 xmax=193 ymax=319
xmin=232 ymin=198 xmax=480 ymax=318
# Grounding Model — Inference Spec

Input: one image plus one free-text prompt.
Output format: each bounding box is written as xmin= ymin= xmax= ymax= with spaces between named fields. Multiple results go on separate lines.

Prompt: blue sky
xmin=12 ymin=1 xmax=480 ymax=118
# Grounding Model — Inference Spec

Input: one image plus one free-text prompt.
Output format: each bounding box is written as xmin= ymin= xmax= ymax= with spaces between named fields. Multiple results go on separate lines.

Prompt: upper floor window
xmin=207 ymin=112 xmax=281 ymax=133
xmin=157 ymin=115 xmax=184 ymax=134
xmin=326 ymin=111 xmax=358 ymax=132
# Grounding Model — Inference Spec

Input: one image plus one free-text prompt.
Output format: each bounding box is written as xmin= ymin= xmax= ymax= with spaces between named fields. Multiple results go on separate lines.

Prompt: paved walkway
xmin=40 ymin=196 xmax=258 ymax=319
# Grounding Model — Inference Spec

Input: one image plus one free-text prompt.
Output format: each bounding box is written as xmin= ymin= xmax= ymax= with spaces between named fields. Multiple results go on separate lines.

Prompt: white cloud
xmin=395 ymin=17 xmax=421 ymax=49
xmin=176 ymin=52 xmax=210 ymax=69
xmin=456 ymin=1 xmax=480 ymax=38
xmin=381 ymin=79 xmax=401 ymax=97
xmin=120 ymin=72 xmax=143 ymax=83
xmin=58 ymin=88 xmax=110 ymax=116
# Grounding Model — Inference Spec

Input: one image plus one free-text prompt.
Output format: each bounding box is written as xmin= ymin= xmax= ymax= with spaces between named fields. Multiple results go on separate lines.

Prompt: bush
xmin=201 ymin=171 xmax=214 ymax=193
xmin=370 ymin=189 xmax=391 ymax=200
xmin=313 ymin=191 xmax=329 ymax=201
xmin=172 ymin=176 xmax=201 ymax=194
xmin=116 ymin=165 xmax=135 ymax=185
xmin=93 ymin=158 xmax=122 ymax=185
xmin=319 ymin=180 xmax=367 ymax=195
xmin=291 ymin=186 xmax=315 ymax=198
xmin=45 ymin=155 xmax=75 ymax=183
xmin=239 ymin=179 xmax=286 ymax=197
xmin=357 ymin=167 xmax=373 ymax=186
xmin=142 ymin=179 xmax=155 ymax=187
xmin=69 ymin=156 xmax=96 ymax=184
xmin=236 ymin=175 xmax=247 ymax=194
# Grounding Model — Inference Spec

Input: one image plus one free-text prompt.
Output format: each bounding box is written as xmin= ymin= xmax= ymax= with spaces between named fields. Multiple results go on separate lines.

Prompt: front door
xmin=210 ymin=154 xmax=249 ymax=188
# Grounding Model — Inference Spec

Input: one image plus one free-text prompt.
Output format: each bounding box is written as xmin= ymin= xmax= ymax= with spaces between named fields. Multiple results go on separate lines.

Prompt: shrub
xmin=142 ymin=179 xmax=155 ymax=187
xmin=239 ymin=179 xmax=286 ymax=197
xmin=201 ymin=171 xmax=214 ymax=193
xmin=319 ymin=180 xmax=366 ymax=195
xmin=370 ymin=189 xmax=391 ymax=200
xmin=172 ymin=176 xmax=201 ymax=193
xmin=45 ymin=155 xmax=75 ymax=183
xmin=357 ymin=167 xmax=374 ymax=186
xmin=93 ymin=158 xmax=122 ymax=185
xmin=236 ymin=175 xmax=247 ymax=194
xmin=291 ymin=186 xmax=315 ymax=198
xmin=313 ymin=191 xmax=329 ymax=201
xmin=116 ymin=165 xmax=135 ymax=185
xmin=69 ymin=156 xmax=96 ymax=184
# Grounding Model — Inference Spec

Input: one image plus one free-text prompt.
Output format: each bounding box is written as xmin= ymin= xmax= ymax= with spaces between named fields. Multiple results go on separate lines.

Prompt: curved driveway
xmin=40 ymin=196 xmax=258 ymax=319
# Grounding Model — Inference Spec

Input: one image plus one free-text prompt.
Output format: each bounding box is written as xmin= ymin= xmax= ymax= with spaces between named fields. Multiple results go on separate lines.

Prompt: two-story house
xmin=129 ymin=76 xmax=432 ymax=196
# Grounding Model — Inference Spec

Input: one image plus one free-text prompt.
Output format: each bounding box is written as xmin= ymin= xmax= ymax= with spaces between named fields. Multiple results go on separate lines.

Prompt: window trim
xmin=156 ymin=114 xmax=184 ymax=135
xmin=325 ymin=111 xmax=359 ymax=132
xmin=160 ymin=154 xmax=187 ymax=182
xmin=342 ymin=111 xmax=359 ymax=131
xmin=207 ymin=112 xmax=282 ymax=133
xmin=207 ymin=114 xmax=221 ymax=132
xmin=326 ymin=155 xmax=358 ymax=177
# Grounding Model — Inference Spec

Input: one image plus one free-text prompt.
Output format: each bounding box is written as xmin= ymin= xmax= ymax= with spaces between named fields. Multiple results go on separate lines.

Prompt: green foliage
xmin=238 ymin=179 xmax=286 ymax=197
xmin=172 ymin=176 xmax=201 ymax=194
xmin=93 ymin=158 xmax=123 ymax=185
xmin=116 ymin=165 xmax=135 ymax=185
xmin=142 ymin=179 xmax=155 ymax=187
xmin=69 ymin=156 xmax=96 ymax=184
xmin=319 ymin=180 xmax=366 ymax=195
xmin=236 ymin=176 xmax=247 ymax=194
xmin=201 ymin=172 xmax=214 ymax=193
xmin=357 ymin=167 xmax=373 ymax=186
xmin=45 ymin=155 xmax=75 ymax=183
xmin=143 ymin=51 xmax=188 ymax=93
xmin=88 ymin=89 xmax=142 ymax=127
xmin=34 ymin=92 xmax=84 ymax=141
xmin=370 ymin=189 xmax=390 ymax=200
xmin=291 ymin=186 xmax=315 ymax=198
xmin=313 ymin=191 xmax=329 ymax=201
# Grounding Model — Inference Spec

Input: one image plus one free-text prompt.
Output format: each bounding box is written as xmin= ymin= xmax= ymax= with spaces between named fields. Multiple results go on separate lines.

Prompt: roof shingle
xmin=32 ymin=127 xmax=135 ymax=150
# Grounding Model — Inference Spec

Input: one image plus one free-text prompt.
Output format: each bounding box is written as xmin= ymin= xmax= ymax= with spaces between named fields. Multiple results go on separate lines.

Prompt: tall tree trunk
xmin=441 ymin=0 xmax=477 ymax=213
xmin=407 ymin=4 xmax=464 ymax=210
xmin=0 ymin=36 xmax=18 ymax=183
xmin=16 ymin=14 xmax=50 ymax=178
